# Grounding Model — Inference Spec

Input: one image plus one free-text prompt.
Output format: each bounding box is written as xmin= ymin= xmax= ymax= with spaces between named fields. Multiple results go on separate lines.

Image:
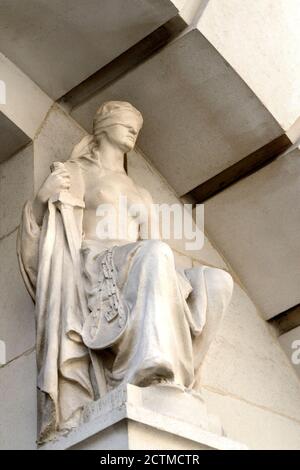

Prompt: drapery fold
xmin=18 ymin=198 xmax=93 ymax=442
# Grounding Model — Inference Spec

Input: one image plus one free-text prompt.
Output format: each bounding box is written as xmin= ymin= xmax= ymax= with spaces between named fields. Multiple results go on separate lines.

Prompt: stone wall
xmin=1 ymin=106 xmax=300 ymax=449
xmin=0 ymin=144 xmax=36 ymax=449
xmin=197 ymin=0 xmax=300 ymax=131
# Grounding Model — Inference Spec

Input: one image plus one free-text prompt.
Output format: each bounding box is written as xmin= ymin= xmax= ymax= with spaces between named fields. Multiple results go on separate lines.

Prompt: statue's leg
xmin=106 ymin=240 xmax=195 ymax=389
xmin=185 ymin=266 xmax=234 ymax=388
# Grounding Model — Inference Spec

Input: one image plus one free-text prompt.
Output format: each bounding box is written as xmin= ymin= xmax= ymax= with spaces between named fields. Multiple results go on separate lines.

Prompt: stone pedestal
xmin=40 ymin=384 xmax=247 ymax=450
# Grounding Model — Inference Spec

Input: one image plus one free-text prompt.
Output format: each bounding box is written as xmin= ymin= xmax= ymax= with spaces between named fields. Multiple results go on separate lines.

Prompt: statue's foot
xmin=133 ymin=357 xmax=174 ymax=387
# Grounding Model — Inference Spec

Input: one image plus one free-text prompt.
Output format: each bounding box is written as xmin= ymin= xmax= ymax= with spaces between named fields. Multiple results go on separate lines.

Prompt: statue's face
xmin=100 ymin=123 xmax=140 ymax=152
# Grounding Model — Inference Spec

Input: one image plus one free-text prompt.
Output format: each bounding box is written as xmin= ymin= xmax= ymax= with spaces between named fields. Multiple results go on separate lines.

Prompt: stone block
xmin=0 ymin=231 xmax=35 ymax=363
xmin=40 ymin=383 xmax=246 ymax=450
xmin=202 ymin=387 xmax=300 ymax=450
xmin=201 ymin=282 xmax=300 ymax=422
xmin=198 ymin=0 xmax=300 ymax=129
xmin=205 ymin=149 xmax=300 ymax=319
xmin=0 ymin=0 xmax=177 ymax=99
xmin=0 ymin=143 xmax=33 ymax=239
xmin=0 ymin=350 xmax=37 ymax=450
xmin=0 ymin=53 xmax=52 ymax=139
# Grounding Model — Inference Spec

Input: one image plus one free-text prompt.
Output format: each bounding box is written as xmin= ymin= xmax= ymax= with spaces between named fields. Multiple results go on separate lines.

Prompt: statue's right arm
xmin=18 ymin=163 xmax=72 ymax=297
xmin=32 ymin=164 xmax=71 ymax=226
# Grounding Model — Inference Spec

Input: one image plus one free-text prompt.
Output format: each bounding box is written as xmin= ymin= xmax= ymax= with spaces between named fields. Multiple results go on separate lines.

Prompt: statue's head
xmin=93 ymin=101 xmax=143 ymax=153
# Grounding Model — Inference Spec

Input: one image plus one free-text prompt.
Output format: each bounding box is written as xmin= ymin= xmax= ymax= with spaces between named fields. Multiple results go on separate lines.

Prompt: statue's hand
xmin=32 ymin=163 xmax=71 ymax=225
xmin=37 ymin=163 xmax=71 ymax=204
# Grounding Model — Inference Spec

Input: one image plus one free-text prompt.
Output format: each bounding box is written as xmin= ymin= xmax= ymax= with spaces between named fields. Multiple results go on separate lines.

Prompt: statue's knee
xmin=140 ymin=240 xmax=174 ymax=260
xmin=204 ymin=267 xmax=234 ymax=305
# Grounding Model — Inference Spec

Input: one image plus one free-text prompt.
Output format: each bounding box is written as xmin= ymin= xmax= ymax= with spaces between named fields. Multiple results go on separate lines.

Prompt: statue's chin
xmin=123 ymin=143 xmax=135 ymax=153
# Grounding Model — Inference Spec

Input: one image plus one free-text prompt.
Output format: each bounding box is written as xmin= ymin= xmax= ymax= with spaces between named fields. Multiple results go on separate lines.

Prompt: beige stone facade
xmin=0 ymin=0 xmax=300 ymax=450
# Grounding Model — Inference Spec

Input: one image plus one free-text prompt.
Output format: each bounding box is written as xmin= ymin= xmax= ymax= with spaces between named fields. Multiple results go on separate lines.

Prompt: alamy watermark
xmin=0 ymin=340 xmax=6 ymax=365
xmin=291 ymin=339 xmax=300 ymax=365
xmin=95 ymin=195 xmax=204 ymax=251
xmin=0 ymin=80 xmax=6 ymax=105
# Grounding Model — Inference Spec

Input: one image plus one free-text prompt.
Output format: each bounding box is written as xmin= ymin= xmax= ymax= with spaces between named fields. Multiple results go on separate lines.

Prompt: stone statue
xmin=17 ymin=101 xmax=233 ymax=444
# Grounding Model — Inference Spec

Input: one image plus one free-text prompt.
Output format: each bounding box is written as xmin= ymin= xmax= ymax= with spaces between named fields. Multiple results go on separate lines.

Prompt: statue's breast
xmin=84 ymin=169 xmax=145 ymax=213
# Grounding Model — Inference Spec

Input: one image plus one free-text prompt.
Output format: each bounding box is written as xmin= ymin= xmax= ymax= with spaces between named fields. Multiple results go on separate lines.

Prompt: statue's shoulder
xmin=136 ymin=184 xmax=153 ymax=206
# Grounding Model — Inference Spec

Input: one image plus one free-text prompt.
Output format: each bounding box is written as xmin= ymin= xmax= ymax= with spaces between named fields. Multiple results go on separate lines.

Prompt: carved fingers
xmin=37 ymin=163 xmax=71 ymax=203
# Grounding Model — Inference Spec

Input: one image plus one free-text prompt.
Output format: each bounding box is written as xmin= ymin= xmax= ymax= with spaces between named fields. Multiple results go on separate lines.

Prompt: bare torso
xmin=82 ymin=164 xmax=149 ymax=245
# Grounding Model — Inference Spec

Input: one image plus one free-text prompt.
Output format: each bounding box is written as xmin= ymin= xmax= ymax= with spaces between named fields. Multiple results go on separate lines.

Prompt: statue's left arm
xmin=137 ymin=185 xmax=193 ymax=301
